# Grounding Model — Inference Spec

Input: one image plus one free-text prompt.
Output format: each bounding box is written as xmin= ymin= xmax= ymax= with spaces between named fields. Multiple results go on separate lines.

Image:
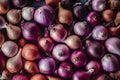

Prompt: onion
xmin=86 ymin=40 xmax=105 ymax=59
xmin=108 ymin=0 xmax=120 ymax=11
xmin=95 ymin=74 xmax=112 ymax=80
xmin=21 ymin=22 xmax=41 ymax=41
xmin=22 ymin=7 xmax=35 ymax=21
xmin=114 ymin=12 xmax=120 ymax=26
xmin=24 ymin=61 xmax=39 ymax=74
xmin=12 ymin=0 xmax=28 ymax=8
xmin=64 ymin=35 xmax=82 ymax=50
xmin=46 ymin=75 xmax=61 ymax=80
xmin=52 ymin=44 xmax=70 ymax=61
xmin=7 ymin=9 xmax=22 ymax=24
xmin=0 ymin=70 xmax=12 ymax=80
xmin=1 ymin=41 xmax=18 ymax=57
xmin=0 ymin=16 xmax=7 ymax=30
xmin=30 ymin=74 xmax=46 ymax=80
xmin=18 ymin=38 xmax=27 ymax=48
xmin=110 ymin=69 xmax=120 ymax=80
xmin=50 ymin=24 xmax=67 ymax=42
xmin=74 ymin=21 xmax=89 ymax=36
xmin=101 ymin=54 xmax=119 ymax=72
xmin=70 ymin=51 xmax=87 ymax=67
xmin=38 ymin=37 xmax=54 ymax=52
xmin=0 ymin=32 xmax=5 ymax=47
xmin=34 ymin=5 xmax=55 ymax=26
xmin=45 ymin=0 xmax=60 ymax=7
xmin=105 ymin=37 xmax=120 ymax=56
xmin=22 ymin=43 xmax=40 ymax=61
xmin=38 ymin=57 xmax=56 ymax=74
xmin=86 ymin=60 xmax=101 ymax=75
xmin=58 ymin=62 xmax=73 ymax=78
xmin=86 ymin=11 xmax=100 ymax=27
xmin=6 ymin=24 xmax=21 ymax=40
xmin=0 ymin=0 xmax=9 ymax=14
xmin=12 ymin=73 xmax=29 ymax=80
xmin=102 ymin=9 xmax=114 ymax=22
xmin=6 ymin=48 xmax=23 ymax=73
xmin=0 ymin=50 xmax=5 ymax=71
xmin=92 ymin=0 xmax=106 ymax=12
xmin=92 ymin=25 xmax=108 ymax=41
xmin=109 ymin=25 xmax=120 ymax=36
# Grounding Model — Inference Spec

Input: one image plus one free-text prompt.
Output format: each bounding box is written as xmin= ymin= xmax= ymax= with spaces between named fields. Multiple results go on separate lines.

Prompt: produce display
xmin=0 ymin=0 xmax=120 ymax=80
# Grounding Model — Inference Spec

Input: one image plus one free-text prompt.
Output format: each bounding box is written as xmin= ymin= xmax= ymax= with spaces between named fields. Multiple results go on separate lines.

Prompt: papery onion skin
xmin=0 ymin=50 xmax=5 ymax=71
xmin=95 ymin=74 xmax=112 ymax=80
xmin=110 ymin=69 xmax=120 ymax=80
xmin=22 ymin=43 xmax=40 ymax=61
xmin=109 ymin=25 xmax=120 ymax=36
xmin=38 ymin=57 xmax=56 ymax=74
xmin=0 ymin=16 xmax=7 ymax=30
xmin=12 ymin=0 xmax=28 ymax=8
xmin=45 ymin=0 xmax=60 ymax=7
xmin=22 ymin=22 xmax=41 ymax=41
xmin=1 ymin=70 xmax=12 ymax=80
xmin=101 ymin=54 xmax=119 ymax=72
xmin=0 ymin=32 xmax=5 ymax=47
xmin=30 ymin=74 xmax=46 ymax=80
xmin=70 ymin=51 xmax=87 ymax=67
xmin=58 ymin=62 xmax=73 ymax=78
xmin=92 ymin=25 xmax=108 ymax=41
xmin=108 ymin=0 xmax=120 ymax=11
xmin=50 ymin=24 xmax=67 ymax=42
xmin=114 ymin=12 xmax=120 ymax=26
xmin=1 ymin=41 xmax=18 ymax=57
xmin=105 ymin=37 xmax=120 ymax=56
xmin=52 ymin=44 xmax=70 ymax=61
xmin=34 ymin=5 xmax=55 ymax=26
xmin=12 ymin=73 xmax=29 ymax=80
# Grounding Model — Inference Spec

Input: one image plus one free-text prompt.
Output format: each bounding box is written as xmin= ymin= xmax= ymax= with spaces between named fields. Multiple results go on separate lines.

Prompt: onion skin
xmin=108 ymin=0 xmax=120 ymax=11
xmin=38 ymin=57 xmax=56 ymax=74
xmin=18 ymin=38 xmax=27 ymax=48
xmin=101 ymin=54 xmax=119 ymax=72
xmin=12 ymin=0 xmax=28 ymax=8
xmin=45 ymin=0 xmax=60 ymax=7
xmin=0 ymin=50 xmax=5 ymax=71
xmin=0 ymin=0 xmax=9 ymax=14
xmin=114 ymin=12 xmax=120 ymax=26
xmin=70 ymin=51 xmax=87 ymax=67
xmin=1 ymin=70 xmax=12 ymax=80
xmin=0 ymin=16 xmax=7 ymax=30
xmin=12 ymin=73 xmax=29 ymax=80
xmin=7 ymin=9 xmax=21 ymax=24
xmin=0 ymin=32 xmax=5 ymax=47
xmin=109 ymin=25 xmax=120 ymax=36
xmin=105 ymin=37 xmax=120 ymax=56
xmin=30 ymin=74 xmax=46 ymax=80
xmin=22 ymin=43 xmax=40 ymax=61
xmin=34 ymin=5 xmax=55 ymax=26
xmin=95 ymin=74 xmax=112 ymax=80
xmin=46 ymin=75 xmax=61 ymax=80
xmin=110 ymin=69 xmax=120 ymax=80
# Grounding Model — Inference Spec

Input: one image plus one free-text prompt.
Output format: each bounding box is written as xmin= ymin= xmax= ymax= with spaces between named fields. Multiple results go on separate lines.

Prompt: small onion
xmin=30 ymin=74 xmax=46 ymax=80
xmin=101 ymin=54 xmax=119 ymax=72
xmin=12 ymin=73 xmax=29 ymax=80
xmin=7 ymin=9 xmax=21 ymax=24
xmin=0 ymin=16 xmax=7 ymax=30
xmin=92 ymin=25 xmax=108 ymax=41
xmin=1 ymin=41 xmax=18 ymax=57
xmin=12 ymin=0 xmax=28 ymax=8
xmin=0 ymin=32 xmax=5 ymax=47
xmin=105 ymin=37 xmax=120 ymax=56
xmin=58 ymin=62 xmax=73 ymax=78
xmin=22 ymin=7 xmax=35 ymax=21
xmin=70 ymin=51 xmax=87 ymax=67
xmin=52 ymin=44 xmax=70 ymax=61
xmin=95 ymin=74 xmax=112 ymax=80
xmin=38 ymin=57 xmax=56 ymax=74
xmin=0 ymin=50 xmax=5 ymax=71
xmin=50 ymin=24 xmax=67 ymax=42
xmin=22 ymin=43 xmax=40 ymax=61
xmin=34 ymin=5 xmax=55 ymax=26
xmin=22 ymin=22 xmax=41 ymax=41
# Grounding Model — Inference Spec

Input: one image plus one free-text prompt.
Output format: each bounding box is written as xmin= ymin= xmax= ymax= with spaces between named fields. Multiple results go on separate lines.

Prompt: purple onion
xmin=86 ymin=11 xmax=100 ymax=27
xmin=95 ymin=74 xmax=112 ymax=80
xmin=34 ymin=5 xmax=55 ymax=26
xmin=12 ymin=73 xmax=29 ymax=80
xmin=21 ymin=22 xmax=41 ymax=41
xmin=12 ymin=0 xmax=28 ymax=8
xmin=105 ymin=37 xmax=120 ymax=56
xmin=92 ymin=25 xmax=108 ymax=40
xmin=38 ymin=57 xmax=56 ymax=74
xmin=52 ymin=44 xmax=70 ymax=61
xmin=58 ymin=62 xmax=73 ymax=78
xmin=101 ymin=54 xmax=119 ymax=72
xmin=70 ymin=51 xmax=87 ymax=67
xmin=0 ymin=50 xmax=5 ymax=71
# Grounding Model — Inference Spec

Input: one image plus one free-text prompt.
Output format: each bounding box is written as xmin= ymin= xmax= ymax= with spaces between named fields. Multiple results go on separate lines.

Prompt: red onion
xmin=0 ymin=70 xmax=12 ymax=80
xmin=74 ymin=21 xmax=89 ymax=36
xmin=50 ymin=24 xmax=67 ymax=42
xmin=101 ymin=54 xmax=119 ymax=72
xmin=110 ymin=69 xmax=120 ymax=80
xmin=86 ymin=60 xmax=101 ymax=75
xmin=64 ymin=35 xmax=82 ymax=50
xmin=52 ymin=44 xmax=70 ymax=61
xmin=38 ymin=57 xmax=56 ymax=74
xmin=0 ymin=16 xmax=7 ymax=30
xmin=46 ymin=75 xmax=61 ymax=80
xmin=105 ymin=37 xmax=120 ymax=56
xmin=45 ymin=0 xmax=60 ymax=7
xmin=22 ymin=43 xmax=41 ymax=61
xmin=22 ymin=22 xmax=41 ymax=41
xmin=86 ymin=11 xmax=100 ymax=27
xmin=92 ymin=0 xmax=106 ymax=12
xmin=0 ymin=32 xmax=5 ymax=47
xmin=92 ymin=25 xmax=108 ymax=41
xmin=95 ymin=74 xmax=112 ymax=80
xmin=34 ymin=5 xmax=55 ymax=26
xmin=12 ymin=73 xmax=29 ymax=80
xmin=86 ymin=40 xmax=105 ymax=59
xmin=70 ymin=51 xmax=87 ymax=67
xmin=109 ymin=25 xmax=120 ymax=36
xmin=1 ymin=41 xmax=18 ymax=57
xmin=30 ymin=74 xmax=46 ymax=80
xmin=12 ymin=0 xmax=28 ymax=8
xmin=114 ymin=12 xmax=120 ymax=26
xmin=58 ymin=62 xmax=73 ymax=78
xmin=0 ymin=50 xmax=5 ymax=71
